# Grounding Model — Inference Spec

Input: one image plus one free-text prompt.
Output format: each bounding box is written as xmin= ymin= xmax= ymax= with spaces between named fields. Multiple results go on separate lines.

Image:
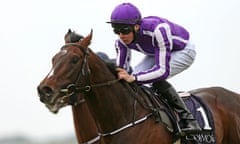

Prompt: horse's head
xmin=37 ymin=30 xmax=93 ymax=113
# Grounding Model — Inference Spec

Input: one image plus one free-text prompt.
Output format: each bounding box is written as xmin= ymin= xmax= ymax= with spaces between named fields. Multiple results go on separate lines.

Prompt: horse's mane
xmin=104 ymin=60 xmax=118 ymax=77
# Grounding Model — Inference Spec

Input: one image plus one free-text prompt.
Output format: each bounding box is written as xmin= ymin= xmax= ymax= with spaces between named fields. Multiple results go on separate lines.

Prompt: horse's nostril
xmin=40 ymin=97 xmax=45 ymax=103
xmin=38 ymin=85 xmax=53 ymax=98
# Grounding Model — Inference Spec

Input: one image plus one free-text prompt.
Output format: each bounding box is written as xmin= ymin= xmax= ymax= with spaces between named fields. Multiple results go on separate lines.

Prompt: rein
xmin=59 ymin=43 xmax=153 ymax=144
xmin=60 ymin=79 xmax=120 ymax=94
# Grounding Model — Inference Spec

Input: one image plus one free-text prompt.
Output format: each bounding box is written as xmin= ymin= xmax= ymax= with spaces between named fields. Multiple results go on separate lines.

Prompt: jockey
xmin=107 ymin=2 xmax=201 ymax=133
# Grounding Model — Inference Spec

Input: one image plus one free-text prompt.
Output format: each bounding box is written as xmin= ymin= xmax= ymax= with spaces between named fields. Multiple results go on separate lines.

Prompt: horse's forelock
xmin=64 ymin=29 xmax=84 ymax=43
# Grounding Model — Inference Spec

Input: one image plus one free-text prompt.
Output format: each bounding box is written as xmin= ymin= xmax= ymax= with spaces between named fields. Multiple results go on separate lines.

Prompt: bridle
xmin=58 ymin=43 xmax=120 ymax=106
xmin=57 ymin=43 xmax=152 ymax=144
xmin=59 ymin=43 xmax=119 ymax=97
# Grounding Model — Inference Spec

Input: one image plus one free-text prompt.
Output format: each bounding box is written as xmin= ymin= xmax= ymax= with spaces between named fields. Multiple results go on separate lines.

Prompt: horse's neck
xmin=72 ymin=103 xmax=99 ymax=143
xmin=85 ymin=63 xmax=149 ymax=134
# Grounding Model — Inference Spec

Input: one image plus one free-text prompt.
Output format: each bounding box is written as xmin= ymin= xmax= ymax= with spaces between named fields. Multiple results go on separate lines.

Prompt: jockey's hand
xmin=116 ymin=68 xmax=135 ymax=83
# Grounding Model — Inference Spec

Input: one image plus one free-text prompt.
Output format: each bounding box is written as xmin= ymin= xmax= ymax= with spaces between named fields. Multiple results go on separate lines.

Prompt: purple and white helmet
xmin=107 ymin=3 xmax=142 ymax=25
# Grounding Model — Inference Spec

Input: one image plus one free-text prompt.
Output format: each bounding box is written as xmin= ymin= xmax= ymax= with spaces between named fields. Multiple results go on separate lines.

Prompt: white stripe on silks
xmin=154 ymin=24 xmax=168 ymax=78
xmin=137 ymin=23 xmax=171 ymax=82
xmin=137 ymin=66 xmax=165 ymax=82
xmin=115 ymin=41 xmax=121 ymax=67
xmin=124 ymin=48 xmax=131 ymax=71
xmin=117 ymin=39 xmax=132 ymax=71
xmin=155 ymin=23 xmax=173 ymax=50
xmin=142 ymin=30 xmax=154 ymax=37
xmin=172 ymin=35 xmax=188 ymax=43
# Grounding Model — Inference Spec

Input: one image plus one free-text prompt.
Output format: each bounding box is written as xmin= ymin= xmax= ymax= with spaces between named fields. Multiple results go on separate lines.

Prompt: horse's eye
xmin=71 ymin=56 xmax=79 ymax=64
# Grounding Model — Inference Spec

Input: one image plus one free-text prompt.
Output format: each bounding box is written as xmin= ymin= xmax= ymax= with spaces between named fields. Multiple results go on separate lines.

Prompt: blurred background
xmin=0 ymin=0 xmax=239 ymax=143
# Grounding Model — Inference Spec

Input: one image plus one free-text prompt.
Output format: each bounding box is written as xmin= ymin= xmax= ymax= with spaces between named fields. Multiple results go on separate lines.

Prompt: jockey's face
xmin=118 ymin=31 xmax=134 ymax=44
xmin=113 ymin=24 xmax=139 ymax=45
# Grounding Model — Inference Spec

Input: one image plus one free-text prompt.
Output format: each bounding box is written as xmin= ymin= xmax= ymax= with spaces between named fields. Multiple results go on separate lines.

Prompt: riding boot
xmin=153 ymin=80 xmax=201 ymax=133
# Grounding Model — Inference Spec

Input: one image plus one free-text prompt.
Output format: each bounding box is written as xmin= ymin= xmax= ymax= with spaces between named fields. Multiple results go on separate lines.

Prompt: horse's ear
xmin=86 ymin=29 xmax=93 ymax=44
xmin=64 ymin=29 xmax=72 ymax=43
xmin=79 ymin=29 xmax=93 ymax=47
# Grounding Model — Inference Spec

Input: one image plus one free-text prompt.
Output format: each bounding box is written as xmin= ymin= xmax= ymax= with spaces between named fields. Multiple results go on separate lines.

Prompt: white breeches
xmin=133 ymin=40 xmax=196 ymax=79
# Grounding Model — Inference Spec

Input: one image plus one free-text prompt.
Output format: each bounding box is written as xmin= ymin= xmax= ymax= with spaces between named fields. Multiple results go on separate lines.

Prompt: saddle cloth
xmin=180 ymin=94 xmax=216 ymax=144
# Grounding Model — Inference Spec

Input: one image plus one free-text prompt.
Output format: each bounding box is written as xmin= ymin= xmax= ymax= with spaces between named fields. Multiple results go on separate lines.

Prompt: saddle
xmin=138 ymin=85 xmax=216 ymax=144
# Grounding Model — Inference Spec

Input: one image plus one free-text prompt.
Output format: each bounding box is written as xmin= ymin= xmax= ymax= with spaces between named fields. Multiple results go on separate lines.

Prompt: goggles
xmin=113 ymin=26 xmax=133 ymax=35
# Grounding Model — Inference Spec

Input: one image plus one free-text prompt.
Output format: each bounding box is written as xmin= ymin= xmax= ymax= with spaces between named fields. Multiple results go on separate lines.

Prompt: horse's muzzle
xmin=37 ymin=85 xmax=54 ymax=104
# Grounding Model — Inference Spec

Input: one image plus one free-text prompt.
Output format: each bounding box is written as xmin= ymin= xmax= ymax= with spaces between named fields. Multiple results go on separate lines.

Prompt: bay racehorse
xmin=37 ymin=30 xmax=240 ymax=144
xmin=63 ymin=29 xmax=104 ymax=144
